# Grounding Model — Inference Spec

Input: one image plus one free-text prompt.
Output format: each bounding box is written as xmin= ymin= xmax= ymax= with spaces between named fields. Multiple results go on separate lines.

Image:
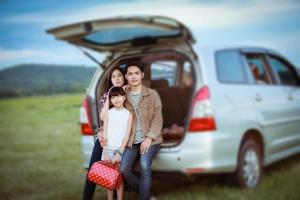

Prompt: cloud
xmin=0 ymin=49 xmax=45 ymax=61
xmin=3 ymin=0 xmax=300 ymax=29
xmin=1 ymin=0 xmax=299 ymax=68
xmin=244 ymin=31 xmax=300 ymax=47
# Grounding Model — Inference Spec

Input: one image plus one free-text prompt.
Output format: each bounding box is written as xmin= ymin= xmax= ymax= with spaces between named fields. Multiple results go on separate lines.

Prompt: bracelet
xmin=116 ymin=149 xmax=123 ymax=156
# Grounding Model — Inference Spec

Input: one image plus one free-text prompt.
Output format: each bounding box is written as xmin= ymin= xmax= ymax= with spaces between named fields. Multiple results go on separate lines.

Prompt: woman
xmin=83 ymin=67 xmax=126 ymax=200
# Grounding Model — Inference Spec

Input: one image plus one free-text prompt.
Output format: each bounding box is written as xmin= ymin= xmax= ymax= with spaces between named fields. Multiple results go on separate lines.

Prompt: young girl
xmin=102 ymin=86 xmax=132 ymax=200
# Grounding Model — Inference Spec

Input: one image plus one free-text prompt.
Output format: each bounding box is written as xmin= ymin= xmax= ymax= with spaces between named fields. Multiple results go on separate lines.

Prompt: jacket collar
xmin=126 ymin=84 xmax=150 ymax=97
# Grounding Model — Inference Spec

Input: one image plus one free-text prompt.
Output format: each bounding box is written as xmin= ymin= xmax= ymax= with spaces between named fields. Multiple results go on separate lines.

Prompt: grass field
xmin=0 ymin=94 xmax=299 ymax=200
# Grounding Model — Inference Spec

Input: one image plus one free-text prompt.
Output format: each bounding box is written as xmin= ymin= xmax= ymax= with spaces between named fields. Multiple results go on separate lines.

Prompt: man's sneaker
xmin=150 ymin=196 xmax=157 ymax=200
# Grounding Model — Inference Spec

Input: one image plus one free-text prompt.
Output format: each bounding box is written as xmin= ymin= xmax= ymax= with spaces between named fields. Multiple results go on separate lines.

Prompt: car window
xmin=151 ymin=61 xmax=177 ymax=87
xmin=268 ymin=55 xmax=298 ymax=86
xmin=180 ymin=61 xmax=193 ymax=87
xmin=216 ymin=50 xmax=247 ymax=83
xmin=245 ymin=54 xmax=272 ymax=85
xmin=84 ymin=27 xmax=180 ymax=45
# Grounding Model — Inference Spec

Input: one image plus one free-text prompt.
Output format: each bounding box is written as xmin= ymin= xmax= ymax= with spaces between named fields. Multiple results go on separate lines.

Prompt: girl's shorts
xmin=101 ymin=149 xmax=123 ymax=161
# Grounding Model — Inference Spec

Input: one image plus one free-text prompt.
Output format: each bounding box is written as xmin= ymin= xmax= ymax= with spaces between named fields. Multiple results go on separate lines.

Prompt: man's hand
xmin=140 ymin=137 xmax=152 ymax=155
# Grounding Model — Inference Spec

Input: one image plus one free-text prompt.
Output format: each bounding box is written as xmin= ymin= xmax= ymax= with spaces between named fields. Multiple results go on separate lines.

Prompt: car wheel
xmin=234 ymin=139 xmax=263 ymax=188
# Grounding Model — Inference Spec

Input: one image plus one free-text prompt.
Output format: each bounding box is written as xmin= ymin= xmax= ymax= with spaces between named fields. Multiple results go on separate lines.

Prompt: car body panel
xmin=81 ymin=136 xmax=95 ymax=168
xmin=152 ymin=131 xmax=240 ymax=173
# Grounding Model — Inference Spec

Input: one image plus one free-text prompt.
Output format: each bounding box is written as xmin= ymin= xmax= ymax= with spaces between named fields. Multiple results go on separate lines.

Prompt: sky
xmin=0 ymin=0 xmax=300 ymax=69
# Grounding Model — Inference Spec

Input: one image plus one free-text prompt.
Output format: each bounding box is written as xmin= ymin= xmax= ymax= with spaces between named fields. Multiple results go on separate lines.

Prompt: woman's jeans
xmin=121 ymin=143 xmax=160 ymax=200
xmin=82 ymin=138 xmax=102 ymax=200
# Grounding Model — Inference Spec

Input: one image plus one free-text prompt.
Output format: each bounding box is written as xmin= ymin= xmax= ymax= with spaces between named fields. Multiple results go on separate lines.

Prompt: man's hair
xmin=124 ymin=60 xmax=144 ymax=73
xmin=109 ymin=86 xmax=125 ymax=99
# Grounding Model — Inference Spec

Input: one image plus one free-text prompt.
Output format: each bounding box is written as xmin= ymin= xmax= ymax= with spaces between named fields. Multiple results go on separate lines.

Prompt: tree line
xmin=0 ymin=64 xmax=97 ymax=98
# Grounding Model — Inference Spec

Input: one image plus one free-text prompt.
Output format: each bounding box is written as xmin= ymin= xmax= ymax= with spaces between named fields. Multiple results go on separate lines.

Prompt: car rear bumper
xmin=81 ymin=135 xmax=95 ymax=169
xmin=81 ymin=131 xmax=241 ymax=173
xmin=152 ymin=131 xmax=240 ymax=174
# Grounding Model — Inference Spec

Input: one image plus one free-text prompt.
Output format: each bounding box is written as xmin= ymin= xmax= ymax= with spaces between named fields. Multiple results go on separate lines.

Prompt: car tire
xmin=234 ymin=139 xmax=263 ymax=188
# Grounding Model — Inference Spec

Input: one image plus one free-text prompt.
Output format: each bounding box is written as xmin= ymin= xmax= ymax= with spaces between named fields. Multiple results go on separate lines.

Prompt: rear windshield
xmin=83 ymin=27 xmax=181 ymax=45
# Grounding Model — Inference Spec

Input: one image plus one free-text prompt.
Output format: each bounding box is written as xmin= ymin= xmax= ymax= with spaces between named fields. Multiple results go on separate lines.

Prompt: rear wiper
xmin=131 ymin=36 xmax=158 ymax=46
xmin=76 ymin=46 xmax=106 ymax=69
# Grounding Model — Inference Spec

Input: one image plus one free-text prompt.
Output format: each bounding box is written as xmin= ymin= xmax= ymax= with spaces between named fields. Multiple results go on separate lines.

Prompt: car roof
xmin=194 ymin=44 xmax=284 ymax=65
xmin=194 ymin=45 xmax=281 ymax=57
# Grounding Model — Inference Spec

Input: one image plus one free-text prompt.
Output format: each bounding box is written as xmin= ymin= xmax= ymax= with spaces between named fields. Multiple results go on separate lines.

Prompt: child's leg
xmin=115 ymin=162 xmax=124 ymax=200
xmin=106 ymin=189 xmax=114 ymax=200
xmin=116 ymin=182 xmax=124 ymax=200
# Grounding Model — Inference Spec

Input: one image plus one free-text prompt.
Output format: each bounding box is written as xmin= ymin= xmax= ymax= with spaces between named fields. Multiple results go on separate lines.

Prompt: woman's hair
xmin=109 ymin=86 xmax=126 ymax=107
xmin=107 ymin=67 xmax=127 ymax=89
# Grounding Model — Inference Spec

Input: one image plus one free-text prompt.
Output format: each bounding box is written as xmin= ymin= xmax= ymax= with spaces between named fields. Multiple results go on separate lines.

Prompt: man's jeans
xmin=121 ymin=143 xmax=160 ymax=200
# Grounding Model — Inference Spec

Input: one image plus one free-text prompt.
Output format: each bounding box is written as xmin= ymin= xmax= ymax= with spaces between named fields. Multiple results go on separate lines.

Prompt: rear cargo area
xmin=153 ymin=80 xmax=193 ymax=146
xmin=96 ymin=51 xmax=195 ymax=146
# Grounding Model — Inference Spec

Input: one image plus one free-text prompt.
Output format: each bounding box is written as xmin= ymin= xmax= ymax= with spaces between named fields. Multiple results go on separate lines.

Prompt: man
xmin=120 ymin=61 xmax=163 ymax=200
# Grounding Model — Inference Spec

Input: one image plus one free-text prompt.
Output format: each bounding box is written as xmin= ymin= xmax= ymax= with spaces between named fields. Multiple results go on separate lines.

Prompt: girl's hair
xmin=107 ymin=67 xmax=127 ymax=89
xmin=109 ymin=87 xmax=126 ymax=107
xmin=109 ymin=86 xmax=125 ymax=98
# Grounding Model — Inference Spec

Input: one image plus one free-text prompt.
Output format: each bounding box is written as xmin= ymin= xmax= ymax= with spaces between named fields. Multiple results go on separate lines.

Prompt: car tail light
xmin=80 ymin=96 xmax=94 ymax=135
xmin=188 ymin=85 xmax=216 ymax=132
xmin=187 ymin=167 xmax=205 ymax=174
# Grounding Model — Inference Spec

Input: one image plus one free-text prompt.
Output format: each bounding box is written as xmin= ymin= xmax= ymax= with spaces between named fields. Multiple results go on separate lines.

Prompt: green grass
xmin=0 ymin=94 xmax=104 ymax=200
xmin=0 ymin=94 xmax=299 ymax=200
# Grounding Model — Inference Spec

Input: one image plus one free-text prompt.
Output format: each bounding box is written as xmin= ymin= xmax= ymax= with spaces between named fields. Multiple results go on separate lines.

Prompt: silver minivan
xmin=47 ymin=16 xmax=300 ymax=188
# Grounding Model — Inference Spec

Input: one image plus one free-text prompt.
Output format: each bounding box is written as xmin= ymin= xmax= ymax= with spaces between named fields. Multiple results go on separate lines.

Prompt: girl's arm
xmin=111 ymin=112 xmax=132 ymax=164
xmin=102 ymin=112 xmax=110 ymax=162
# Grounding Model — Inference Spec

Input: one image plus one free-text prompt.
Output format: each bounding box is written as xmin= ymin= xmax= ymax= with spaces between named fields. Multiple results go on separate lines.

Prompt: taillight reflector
xmin=82 ymin=96 xmax=92 ymax=125
xmin=188 ymin=117 xmax=216 ymax=132
xmin=187 ymin=167 xmax=205 ymax=174
xmin=80 ymin=96 xmax=94 ymax=135
xmin=195 ymin=85 xmax=210 ymax=101
xmin=189 ymin=86 xmax=216 ymax=133
xmin=81 ymin=123 xmax=94 ymax=135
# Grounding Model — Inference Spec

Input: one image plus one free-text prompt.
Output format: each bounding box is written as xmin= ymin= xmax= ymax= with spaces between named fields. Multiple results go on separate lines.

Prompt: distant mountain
xmin=0 ymin=64 xmax=98 ymax=98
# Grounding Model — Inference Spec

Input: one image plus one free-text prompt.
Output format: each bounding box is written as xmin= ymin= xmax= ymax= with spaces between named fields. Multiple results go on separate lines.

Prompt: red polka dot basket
xmin=87 ymin=161 xmax=122 ymax=190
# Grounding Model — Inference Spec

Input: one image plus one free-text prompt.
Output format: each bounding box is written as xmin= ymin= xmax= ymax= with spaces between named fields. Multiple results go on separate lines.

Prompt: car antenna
xmin=76 ymin=46 xmax=106 ymax=69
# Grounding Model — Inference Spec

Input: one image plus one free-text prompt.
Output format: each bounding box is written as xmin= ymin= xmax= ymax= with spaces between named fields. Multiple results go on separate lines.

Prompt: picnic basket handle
xmin=99 ymin=160 xmax=119 ymax=170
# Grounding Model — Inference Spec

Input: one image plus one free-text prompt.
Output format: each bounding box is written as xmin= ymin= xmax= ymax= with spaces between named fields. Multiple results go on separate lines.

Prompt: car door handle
xmin=255 ymin=94 xmax=262 ymax=102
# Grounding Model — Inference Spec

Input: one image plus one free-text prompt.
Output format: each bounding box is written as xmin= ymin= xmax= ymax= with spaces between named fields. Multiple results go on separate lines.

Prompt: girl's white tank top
xmin=106 ymin=107 xmax=130 ymax=150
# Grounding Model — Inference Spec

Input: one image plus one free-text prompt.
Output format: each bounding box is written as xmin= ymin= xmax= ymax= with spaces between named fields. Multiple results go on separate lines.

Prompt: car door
xmin=242 ymin=51 xmax=290 ymax=163
xmin=266 ymin=54 xmax=300 ymax=151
